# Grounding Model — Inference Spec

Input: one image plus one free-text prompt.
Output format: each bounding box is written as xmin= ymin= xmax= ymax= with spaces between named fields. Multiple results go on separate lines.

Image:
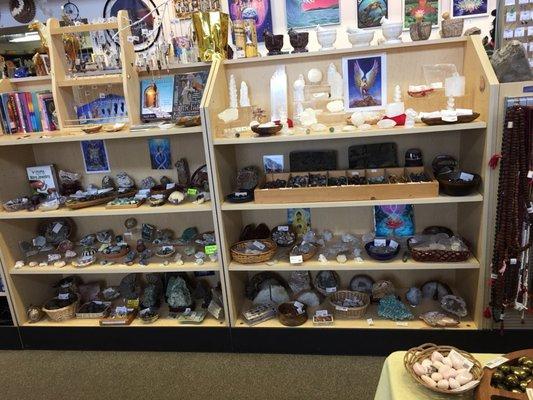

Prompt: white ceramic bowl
xmin=317 ymin=30 xmax=337 ymax=50
xmin=347 ymin=30 xmax=375 ymax=47
xmin=381 ymin=22 xmax=403 ymax=44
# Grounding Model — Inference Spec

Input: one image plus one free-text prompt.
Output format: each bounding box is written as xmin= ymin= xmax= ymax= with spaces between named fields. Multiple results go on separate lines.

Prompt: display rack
xmin=202 ymin=36 xmax=499 ymax=331
xmin=0 ymin=12 xmax=229 ymax=333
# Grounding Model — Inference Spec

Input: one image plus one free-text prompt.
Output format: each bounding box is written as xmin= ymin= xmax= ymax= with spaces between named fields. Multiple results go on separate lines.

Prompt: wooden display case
xmin=202 ymin=36 xmax=499 ymax=330
xmin=0 ymin=14 xmax=229 ymax=330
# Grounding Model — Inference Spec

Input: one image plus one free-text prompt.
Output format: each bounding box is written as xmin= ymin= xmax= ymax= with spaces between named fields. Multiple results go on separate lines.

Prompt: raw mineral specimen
xmin=175 ymin=158 xmax=191 ymax=186
xmin=140 ymin=176 xmax=157 ymax=190
xmin=116 ymin=172 xmax=135 ymax=189
xmin=101 ymin=175 xmax=115 ymax=189
xmin=166 ymin=276 xmax=192 ymax=310
xmin=491 ymin=41 xmax=533 ymax=83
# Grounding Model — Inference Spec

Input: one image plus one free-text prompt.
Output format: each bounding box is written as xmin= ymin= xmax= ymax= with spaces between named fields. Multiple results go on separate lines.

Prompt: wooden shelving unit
xmin=0 ymin=14 xmax=228 ymax=330
xmin=202 ymin=36 xmax=499 ymax=331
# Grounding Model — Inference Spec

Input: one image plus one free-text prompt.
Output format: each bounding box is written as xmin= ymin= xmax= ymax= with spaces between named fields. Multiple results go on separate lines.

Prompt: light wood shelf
xmin=0 ymin=125 xmax=203 ymax=146
xmin=9 ymin=76 xmax=52 ymax=84
xmin=10 ymin=260 xmax=220 ymax=275
xmin=221 ymin=193 xmax=483 ymax=211
xmin=0 ymin=292 xmax=6 ymax=297
xmin=228 ymin=256 xmax=480 ymax=272
xmin=49 ymin=21 xmax=119 ymax=35
xmin=213 ymin=122 xmax=486 ymax=145
xmin=0 ymin=202 xmax=212 ymax=220
xmin=56 ymin=74 xmax=123 ymax=87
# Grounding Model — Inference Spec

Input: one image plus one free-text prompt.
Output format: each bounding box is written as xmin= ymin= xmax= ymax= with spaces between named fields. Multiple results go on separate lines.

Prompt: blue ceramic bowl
xmin=365 ymin=239 xmax=401 ymax=261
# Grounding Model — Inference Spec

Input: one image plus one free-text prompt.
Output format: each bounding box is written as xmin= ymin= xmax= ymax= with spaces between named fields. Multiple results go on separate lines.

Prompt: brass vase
xmin=192 ymin=11 xmax=230 ymax=62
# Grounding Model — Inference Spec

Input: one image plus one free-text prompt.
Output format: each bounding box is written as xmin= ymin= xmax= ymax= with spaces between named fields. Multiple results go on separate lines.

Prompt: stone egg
xmin=448 ymin=377 xmax=460 ymax=389
xmin=437 ymin=379 xmax=449 ymax=390
xmin=421 ymin=359 xmax=433 ymax=369
xmin=307 ymin=68 xmax=323 ymax=84
xmin=421 ymin=375 xmax=437 ymax=387
xmin=431 ymin=351 xmax=445 ymax=363
xmin=413 ymin=362 xmax=427 ymax=376
xmin=456 ymin=372 xmax=473 ymax=385
xmin=431 ymin=372 xmax=443 ymax=382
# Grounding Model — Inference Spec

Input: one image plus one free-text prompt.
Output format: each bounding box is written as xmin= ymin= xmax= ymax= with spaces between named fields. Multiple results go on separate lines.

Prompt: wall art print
xmin=81 ymin=140 xmax=110 ymax=174
xmin=148 ymin=138 xmax=172 ymax=170
xmin=452 ymin=0 xmax=488 ymax=18
xmin=342 ymin=53 xmax=387 ymax=112
xmin=286 ymin=0 xmax=340 ymax=29
xmin=374 ymin=204 xmax=415 ymax=237
xmin=263 ymin=155 xmax=284 ymax=173
xmin=229 ymin=0 xmax=273 ymax=42
xmin=357 ymin=0 xmax=388 ymax=29
xmin=403 ymin=0 xmax=440 ymax=29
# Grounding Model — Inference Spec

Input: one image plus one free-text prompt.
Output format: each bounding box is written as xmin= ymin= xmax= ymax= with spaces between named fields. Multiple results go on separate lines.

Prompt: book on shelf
xmin=172 ymin=71 xmax=208 ymax=120
xmin=140 ymin=75 xmax=175 ymax=122
xmin=0 ymin=90 xmax=57 ymax=134
xmin=26 ymin=164 xmax=59 ymax=195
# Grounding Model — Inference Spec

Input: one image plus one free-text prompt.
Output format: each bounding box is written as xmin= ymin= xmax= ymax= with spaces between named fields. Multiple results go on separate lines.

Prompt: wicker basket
xmin=327 ymin=290 xmax=370 ymax=319
xmin=290 ymin=243 xmax=317 ymax=262
xmin=404 ymin=343 xmax=483 ymax=395
xmin=408 ymin=239 xmax=470 ymax=262
xmin=230 ymin=239 xmax=277 ymax=264
xmin=42 ymin=299 xmax=79 ymax=322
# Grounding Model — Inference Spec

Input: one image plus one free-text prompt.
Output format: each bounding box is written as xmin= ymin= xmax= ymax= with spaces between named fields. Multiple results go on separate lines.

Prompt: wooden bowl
xmin=81 ymin=124 xmax=103 ymax=134
xmin=436 ymin=171 xmax=481 ymax=196
xmin=421 ymin=112 xmax=480 ymax=125
xmin=277 ymin=301 xmax=308 ymax=327
xmin=251 ymin=124 xmax=282 ymax=137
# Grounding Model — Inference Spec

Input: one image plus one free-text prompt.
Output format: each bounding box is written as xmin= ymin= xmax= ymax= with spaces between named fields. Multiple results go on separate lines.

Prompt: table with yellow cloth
xmin=374 ymin=351 xmax=498 ymax=400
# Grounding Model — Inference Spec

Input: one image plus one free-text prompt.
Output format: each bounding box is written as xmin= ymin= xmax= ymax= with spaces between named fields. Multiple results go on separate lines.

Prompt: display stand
xmin=202 ymin=36 xmax=499 ymax=331
xmin=0 ymin=11 xmax=229 ymax=344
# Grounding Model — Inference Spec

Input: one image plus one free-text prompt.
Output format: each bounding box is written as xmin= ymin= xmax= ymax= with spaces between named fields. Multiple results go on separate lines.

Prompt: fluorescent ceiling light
xmin=9 ymin=32 xmax=40 ymax=43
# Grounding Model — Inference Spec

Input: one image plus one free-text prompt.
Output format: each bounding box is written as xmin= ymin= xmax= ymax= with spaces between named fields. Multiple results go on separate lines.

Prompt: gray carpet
xmin=0 ymin=351 xmax=385 ymax=399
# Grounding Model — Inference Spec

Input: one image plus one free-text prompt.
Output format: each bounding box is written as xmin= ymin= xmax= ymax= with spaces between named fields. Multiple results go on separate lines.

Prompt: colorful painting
xmin=229 ymin=0 xmax=273 ymax=41
xmin=403 ymin=0 xmax=439 ymax=29
xmin=81 ymin=140 xmax=110 ymax=174
xmin=357 ymin=0 xmax=388 ymax=29
xmin=148 ymin=138 xmax=172 ymax=170
xmin=288 ymin=208 xmax=311 ymax=237
xmin=286 ymin=0 xmax=340 ymax=29
xmin=452 ymin=0 xmax=488 ymax=17
xmin=263 ymin=155 xmax=284 ymax=173
xmin=342 ymin=54 xmax=387 ymax=112
xmin=374 ymin=205 xmax=415 ymax=237
xmin=140 ymin=76 xmax=174 ymax=122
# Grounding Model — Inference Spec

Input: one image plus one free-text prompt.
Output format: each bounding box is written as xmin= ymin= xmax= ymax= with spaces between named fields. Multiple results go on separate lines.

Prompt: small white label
xmin=58 ymin=293 xmax=69 ymax=300
xmin=278 ymin=225 xmax=289 ymax=232
xmin=505 ymin=0 xmax=514 ymax=4
xmin=374 ymin=238 xmax=387 ymax=247
xmin=396 ymin=322 xmax=409 ymax=327
xmin=252 ymin=241 xmax=266 ymax=250
xmin=520 ymin=10 xmax=530 ymax=19
xmin=370 ymin=169 xmax=378 ymax=173
xmin=515 ymin=27 xmax=525 ymax=37
xmin=325 ymin=287 xmax=337 ymax=293
xmin=491 ymin=273 xmax=498 ymax=279
xmin=367 ymin=318 xmax=374 ymax=326
xmin=184 ymin=308 xmax=191 ymax=315
xmin=527 ymin=170 xmax=533 ymax=179
xmin=296 ymin=307 xmax=305 ymax=315
xmin=141 ymin=28 xmax=149 ymax=35
xmin=115 ymin=306 xmax=128 ymax=314
xmin=75 ymin=58 xmax=81 ymax=65
xmin=503 ymin=29 xmax=514 ymax=39
xmin=389 ymin=240 xmax=399 ymax=249
xmin=449 ymin=349 xmax=474 ymax=371
xmin=94 ymin=301 xmax=103 ymax=305
xmin=526 ymin=388 xmax=533 ymax=400
xmin=99 ymin=93 xmax=106 ymax=99
xmin=506 ymin=11 xmax=517 ymax=22
xmin=235 ymin=192 xmax=247 ymax=197
xmin=316 ymin=310 xmax=328 ymax=317
xmin=166 ymin=183 xmax=175 ymax=190
xmin=290 ymin=255 xmax=303 ymax=264
xmin=52 ymin=223 xmax=63 ymax=234
xmin=528 ymin=26 xmax=533 ymax=36
xmin=460 ymin=172 xmax=474 ymax=181
xmin=48 ymin=254 xmax=61 ymax=261
xmin=138 ymin=189 xmax=150 ymax=196
xmin=294 ymin=301 xmax=304 ymax=309
xmin=335 ymin=305 xmax=349 ymax=312
xmin=485 ymin=356 xmax=509 ymax=369
xmin=510 ymin=258 xmax=517 ymax=265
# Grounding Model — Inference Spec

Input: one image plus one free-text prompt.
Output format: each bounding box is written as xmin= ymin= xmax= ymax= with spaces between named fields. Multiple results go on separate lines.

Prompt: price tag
xmin=235 ymin=192 xmax=247 ymax=197
xmin=316 ymin=310 xmax=328 ymax=317
xmin=278 ymin=225 xmax=289 ymax=232
xmin=183 ymin=308 xmax=191 ymax=315
xmin=58 ymin=293 xmax=69 ymax=300
xmin=187 ymin=188 xmax=198 ymax=196
xmin=115 ymin=306 xmax=128 ymax=315
xmin=370 ymin=169 xmax=378 ymax=173
xmin=204 ymin=245 xmax=217 ymax=255
xmin=335 ymin=305 xmax=349 ymax=312
xmin=449 ymin=349 xmax=474 ymax=371
xmin=510 ymin=258 xmax=517 ymax=265
xmin=528 ymin=26 xmax=533 ymax=36
xmin=94 ymin=301 xmax=103 ymax=305
xmin=367 ymin=318 xmax=374 ymax=326
xmin=290 ymin=255 xmax=303 ymax=264
xmin=252 ymin=241 xmax=266 ymax=250
xmin=459 ymin=172 xmax=474 ymax=181
xmin=52 ymin=223 xmax=63 ymax=234
xmin=515 ymin=27 xmax=525 ymax=37
xmin=126 ymin=298 xmax=139 ymax=309
xmin=294 ymin=301 xmax=304 ymax=309
xmin=503 ymin=29 xmax=514 ymax=39
xmin=99 ymin=93 xmax=107 ymax=99
xmin=141 ymin=28 xmax=149 ymax=35
xmin=166 ymin=183 xmax=175 ymax=190
xmin=75 ymin=58 xmax=81 ymax=65
xmin=127 ymin=35 xmax=135 ymax=43
xmin=520 ymin=10 xmax=530 ymax=19
xmin=491 ymin=273 xmax=498 ymax=279
xmin=374 ymin=238 xmax=387 ymax=247
xmin=325 ymin=287 xmax=337 ymax=293
xmin=138 ymin=189 xmax=150 ymax=196
xmin=506 ymin=11 xmax=517 ymax=22
xmin=527 ymin=170 xmax=533 ymax=179
xmin=389 ymin=240 xmax=399 ymax=249
xmin=396 ymin=322 xmax=409 ymax=327
xmin=505 ymin=0 xmax=515 ymax=4
xmin=485 ymin=356 xmax=509 ymax=369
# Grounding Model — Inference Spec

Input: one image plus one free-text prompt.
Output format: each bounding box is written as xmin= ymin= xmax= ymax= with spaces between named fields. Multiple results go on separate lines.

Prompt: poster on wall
xmin=342 ymin=53 xmax=387 ymax=112
xmin=229 ymin=0 xmax=273 ymax=42
xmin=286 ymin=0 xmax=340 ymax=29
xmin=357 ymin=0 xmax=388 ymax=29
xmin=374 ymin=205 xmax=415 ymax=237
xmin=148 ymin=138 xmax=172 ymax=170
xmin=80 ymin=140 xmax=110 ymax=174
xmin=403 ymin=0 xmax=440 ymax=29
xmin=452 ymin=0 xmax=488 ymax=18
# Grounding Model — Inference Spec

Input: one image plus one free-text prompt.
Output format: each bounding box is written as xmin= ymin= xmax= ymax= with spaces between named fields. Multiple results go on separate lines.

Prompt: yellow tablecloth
xmin=374 ymin=351 xmax=498 ymax=400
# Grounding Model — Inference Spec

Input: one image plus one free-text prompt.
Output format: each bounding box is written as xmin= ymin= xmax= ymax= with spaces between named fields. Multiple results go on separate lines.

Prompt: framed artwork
xmin=452 ymin=0 xmax=488 ymax=18
xmin=148 ymin=138 xmax=172 ymax=170
xmin=103 ymin=0 xmax=161 ymax=52
xmin=374 ymin=205 xmax=415 ymax=237
xmin=288 ymin=208 xmax=311 ymax=237
xmin=80 ymin=140 xmax=110 ymax=174
xmin=286 ymin=0 xmax=340 ymax=29
xmin=342 ymin=53 xmax=387 ymax=112
xmin=229 ymin=0 xmax=273 ymax=42
xmin=263 ymin=155 xmax=284 ymax=173
xmin=357 ymin=0 xmax=388 ymax=29
xmin=403 ymin=0 xmax=440 ymax=29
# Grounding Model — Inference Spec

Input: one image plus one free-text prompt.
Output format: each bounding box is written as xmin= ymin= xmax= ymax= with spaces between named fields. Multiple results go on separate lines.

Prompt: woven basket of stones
xmin=327 ymin=290 xmax=369 ymax=319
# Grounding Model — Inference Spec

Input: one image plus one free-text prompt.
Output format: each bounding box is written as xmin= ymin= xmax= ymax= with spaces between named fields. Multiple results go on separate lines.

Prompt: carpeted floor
xmin=0 ymin=351 xmax=384 ymax=399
